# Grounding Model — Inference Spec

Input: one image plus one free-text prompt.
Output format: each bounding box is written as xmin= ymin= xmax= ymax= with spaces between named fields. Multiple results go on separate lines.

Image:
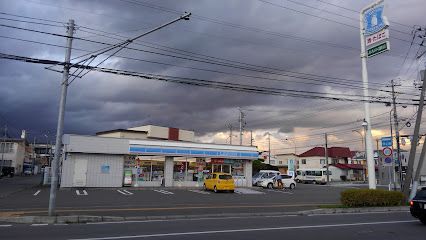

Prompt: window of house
xmin=320 ymin=159 xmax=325 ymax=164
xmin=279 ymin=161 xmax=283 ymax=165
xmin=301 ymin=159 xmax=306 ymax=164
xmin=0 ymin=143 xmax=13 ymax=153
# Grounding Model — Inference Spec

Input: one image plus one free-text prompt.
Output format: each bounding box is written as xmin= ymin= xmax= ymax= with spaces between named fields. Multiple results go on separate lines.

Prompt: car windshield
xmin=253 ymin=173 xmax=262 ymax=178
xmin=219 ymin=175 xmax=232 ymax=180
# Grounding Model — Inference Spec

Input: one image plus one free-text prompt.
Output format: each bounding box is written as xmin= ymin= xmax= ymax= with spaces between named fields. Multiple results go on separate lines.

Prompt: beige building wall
xmin=97 ymin=132 xmax=122 ymax=138
xmin=298 ymin=156 xmax=326 ymax=169
xmin=179 ymin=129 xmax=195 ymax=142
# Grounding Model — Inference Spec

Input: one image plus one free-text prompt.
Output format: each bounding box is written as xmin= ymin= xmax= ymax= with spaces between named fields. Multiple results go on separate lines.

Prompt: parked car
xmin=252 ymin=170 xmax=281 ymax=186
xmin=1 ymin=167 xmax=15 ymax=178
xmin=23 ymin=168 xmax=32 ymax=175
xmin=203 ymin=172 xmax=234 ymax=193
xmin=410 ymin=187 xmax=426 ymax=225
xmin=259 ymin=174 xmax=296 ymax=189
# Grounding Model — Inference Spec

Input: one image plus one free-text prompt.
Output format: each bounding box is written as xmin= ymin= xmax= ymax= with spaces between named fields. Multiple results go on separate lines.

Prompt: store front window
xmin=124 ymin=156 xmax=165 ymax=186
xmin=173 ymin=157 xmax=208 ymax=187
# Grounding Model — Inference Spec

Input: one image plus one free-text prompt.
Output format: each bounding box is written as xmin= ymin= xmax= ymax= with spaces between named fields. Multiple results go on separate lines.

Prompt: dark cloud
xmin=0 ymin=0 xmax=424 ymax=152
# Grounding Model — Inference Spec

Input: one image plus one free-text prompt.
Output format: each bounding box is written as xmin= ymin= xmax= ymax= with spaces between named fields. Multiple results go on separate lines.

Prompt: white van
xmin=252 ymin=170 xmax=281 ymax=186
xmin=295 ymin=168 xmax=331 ymax=184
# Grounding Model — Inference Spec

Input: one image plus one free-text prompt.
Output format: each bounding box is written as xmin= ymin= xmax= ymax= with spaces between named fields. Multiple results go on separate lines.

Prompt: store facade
xmin=60 ymin=134 xmax=258 ymax=188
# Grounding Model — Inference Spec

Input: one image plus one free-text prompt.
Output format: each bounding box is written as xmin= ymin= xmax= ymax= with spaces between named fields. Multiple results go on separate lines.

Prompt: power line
xmin=1 ymin=52 xmax=419 ymax=105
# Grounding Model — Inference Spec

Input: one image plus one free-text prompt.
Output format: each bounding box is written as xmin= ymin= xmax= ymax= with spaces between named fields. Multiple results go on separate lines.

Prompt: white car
xmin=259 ymin=174 xmax=296 ymax=189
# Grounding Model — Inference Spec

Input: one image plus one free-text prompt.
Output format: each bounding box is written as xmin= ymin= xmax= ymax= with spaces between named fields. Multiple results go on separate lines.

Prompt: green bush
xmin=340 ymin=189 xmax=404 ymax=207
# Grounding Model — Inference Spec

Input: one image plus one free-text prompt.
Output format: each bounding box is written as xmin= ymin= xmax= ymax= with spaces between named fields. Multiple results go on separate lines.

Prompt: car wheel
xmin=214 ymin=186 xmax=218 ymax=193
xmin=289 ymin=183 xmax=295 ymax=190
xmin=420 ymin=216 xmax=426 ymax=225
xmin=267 ymin=183 xmax=273 ymax=189
xmin=230 ymin=190 xmax=234 ymax=193
xmin=203 ymin=184 xmax=207 ymax=191
xmin=312 ymin=181 xmax=317 ymax=185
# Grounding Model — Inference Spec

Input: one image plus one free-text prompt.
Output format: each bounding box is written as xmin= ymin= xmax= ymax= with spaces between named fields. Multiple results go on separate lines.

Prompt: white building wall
xmin=60 ymin=153 xmax=124 ymax=188
xmin=298 ymin=156 xmax=326 ymax=169
xmin=244 ymin=160 xmax=253 ymax=187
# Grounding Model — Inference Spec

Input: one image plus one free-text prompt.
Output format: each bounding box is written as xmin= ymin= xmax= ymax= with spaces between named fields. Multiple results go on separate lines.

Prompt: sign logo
xmin=366 ymin=29 xmax=389 ymax=47
xmin=363 ymin=2 xmax=387 ymax=35
xmin=367 ymin=41 xmax=390 ymax=58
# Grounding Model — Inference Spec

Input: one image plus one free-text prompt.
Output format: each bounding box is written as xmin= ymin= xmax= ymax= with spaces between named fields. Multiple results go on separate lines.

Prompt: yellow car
xmin=203 ymin=172 xmax=235 ymax=193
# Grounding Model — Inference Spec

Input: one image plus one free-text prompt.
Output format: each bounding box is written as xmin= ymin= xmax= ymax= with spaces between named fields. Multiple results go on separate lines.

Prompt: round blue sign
xmin=384 ymin=157 xmax=392 ymax=164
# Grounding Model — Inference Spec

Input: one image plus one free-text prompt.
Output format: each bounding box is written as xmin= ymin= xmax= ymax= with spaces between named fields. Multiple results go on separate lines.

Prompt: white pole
xmin=360 ymin=10 xmax=376 ymax=189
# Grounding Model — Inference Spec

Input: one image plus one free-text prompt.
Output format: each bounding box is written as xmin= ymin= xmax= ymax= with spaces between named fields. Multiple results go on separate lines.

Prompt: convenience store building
xmin=59 ymin=125 xmax=258 ymax=188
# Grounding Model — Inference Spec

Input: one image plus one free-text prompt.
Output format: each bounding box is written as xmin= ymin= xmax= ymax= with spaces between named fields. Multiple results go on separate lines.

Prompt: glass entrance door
xmin=212 ymin=164 xmax=231 ymax=174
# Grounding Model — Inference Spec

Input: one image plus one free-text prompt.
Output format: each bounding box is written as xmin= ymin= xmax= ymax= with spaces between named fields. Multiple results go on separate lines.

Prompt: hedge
xmin=340 ymin=189 xmax=404 ymax=207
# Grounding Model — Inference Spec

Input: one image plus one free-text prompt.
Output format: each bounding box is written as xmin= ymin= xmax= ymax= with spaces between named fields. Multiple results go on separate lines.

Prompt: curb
xmin=0 ymin=206 xmax=409 ymax=224
xmin=299 ymin=206 xmax=409 ymax=215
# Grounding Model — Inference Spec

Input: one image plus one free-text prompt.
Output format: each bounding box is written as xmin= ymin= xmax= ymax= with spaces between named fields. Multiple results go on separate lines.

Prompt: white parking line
xmin=0 ymin=224 xmax=12 ymax=227
xmin=117 ymin=189 xmax=133 ymax=195
xmin=76 ymin=190 xmax=88 ymax=196
xmin=153 ymin=189 xmax=174 ymax=195
xmin=33 ymin=190 xmax=41 ymax=196
xmin=188 ymin=190 xmax=210 ymax=195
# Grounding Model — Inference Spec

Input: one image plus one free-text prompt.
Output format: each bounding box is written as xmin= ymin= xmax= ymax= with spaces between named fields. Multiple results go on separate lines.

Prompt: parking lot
xmin=0 ymin=183 xmax=356 ymax=218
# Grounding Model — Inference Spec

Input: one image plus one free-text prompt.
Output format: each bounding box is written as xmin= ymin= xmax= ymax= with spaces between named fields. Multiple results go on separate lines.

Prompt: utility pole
xmin=267 ymin=132 xmax=271 ymax=164
xmin=359 ymin=3 xmax=377 ymax=189
xmin=403 ymin=70 xmax=426 ymax=200
xmin=389 ymin=109 xmax=397 ymax=190
xmin=0 ymin=124 xmax=7 ymax=174
xmin=238 ymin=108 xmax=245 ymax=146
xmin=325 ymin=133 xmax=329 ymax=183
xmin=405 ymin=70 xmax=426 ymax=200
xmin=48 ymin=19 xmax=75 ymax=217
xmin=250 ymin=130 xmax=253 ymax=146
xmin=228 ymin=124 xmax=233 ymax=145
xmin=391 ymin=79 xmax=403 ymax=189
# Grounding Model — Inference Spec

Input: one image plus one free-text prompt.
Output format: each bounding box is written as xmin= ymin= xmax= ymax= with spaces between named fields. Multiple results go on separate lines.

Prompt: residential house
xmin=298 ymin=147 xmax=366 ymax=181
xmin=275 ymin=153 xmax=299 ymax=174
xmin=0 ymin=137 xmax=30 ymax=174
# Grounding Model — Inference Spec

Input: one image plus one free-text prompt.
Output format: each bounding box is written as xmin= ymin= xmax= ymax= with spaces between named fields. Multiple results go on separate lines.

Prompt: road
xmin=0 ymin=183 xmax=350 ymax=217
xmin=0 ymin=212 xmax=423 ymax=240
xmin=0 ymin=174 xmax=41 ymax=198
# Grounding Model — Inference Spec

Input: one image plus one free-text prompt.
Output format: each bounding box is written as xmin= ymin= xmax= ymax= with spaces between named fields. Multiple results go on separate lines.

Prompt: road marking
xmin=69 ymin=220 xmax=417 ymax=240
xmin=265 ymin=189 xmax=294 ymax=194
xmin=0 ymin=224 xmax=12 ymax=227
xmin=31 ymin=223 xmax=48 ymax=226
xmin=234 ymin=188 xmax=264 ymax=194
xmin=76 ymin=190 xmax=88 ymax=196
xmin=188 ymin=190 xmax=210 ymax=195
xmin=33 ymin=190 xmax=41 ymax=196
xmin=117 ymin=190 xmax=133 ymax=195
xmin=153 ymin=190 xmax=174 ymax=195
xmin=87 ymin=214 xmax=298 ymax=225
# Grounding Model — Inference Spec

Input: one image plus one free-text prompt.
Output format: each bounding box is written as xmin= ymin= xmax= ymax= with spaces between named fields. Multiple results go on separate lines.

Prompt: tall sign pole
xmin=360 ymin=0 xmax=390 ymax=189
xmin=48 ymin=19 xmax=75 ymax=216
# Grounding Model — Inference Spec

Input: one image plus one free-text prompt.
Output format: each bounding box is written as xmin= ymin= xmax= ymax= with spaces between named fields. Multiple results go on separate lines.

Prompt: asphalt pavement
xmin=0 ymin=174 xmax=42 ymax=198
xmin=0 ymin=211 xmax=422 ymax=240
xmin=0 ymin=183 xmax=349 ymax=217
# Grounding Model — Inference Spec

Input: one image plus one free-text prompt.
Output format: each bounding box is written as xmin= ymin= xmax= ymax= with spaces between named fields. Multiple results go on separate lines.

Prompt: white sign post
xmin=359 ymin=0 xmax=390 ymax=189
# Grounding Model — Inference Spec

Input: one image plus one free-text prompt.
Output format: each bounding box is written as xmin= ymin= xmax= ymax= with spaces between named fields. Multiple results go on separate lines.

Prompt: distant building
xmin=0 ymin=137 xmax=31 ymax=175
xmin=275 ymin=153 xmax=299 ymax=174
xmin=298 ymin=147 xmax=366 ymax=181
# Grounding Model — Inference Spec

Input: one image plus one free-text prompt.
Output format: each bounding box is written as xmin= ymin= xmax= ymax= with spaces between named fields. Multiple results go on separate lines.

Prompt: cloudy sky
xmin=0 ymin=0 xmax=425 ymax=154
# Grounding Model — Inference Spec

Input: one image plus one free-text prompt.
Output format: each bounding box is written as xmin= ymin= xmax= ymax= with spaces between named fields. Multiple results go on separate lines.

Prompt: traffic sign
xmin=383 ymin=157 xmax=393 ymax=166
xmin=382 ymin=147 xmax=393 ymax=157
xmin=381 ymin=136 xmax=392 ymax=147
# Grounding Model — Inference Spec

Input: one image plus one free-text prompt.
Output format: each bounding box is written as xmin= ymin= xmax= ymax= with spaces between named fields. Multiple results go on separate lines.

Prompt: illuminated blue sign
xmin=363 ymin=3 xmax=386 ymax=35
